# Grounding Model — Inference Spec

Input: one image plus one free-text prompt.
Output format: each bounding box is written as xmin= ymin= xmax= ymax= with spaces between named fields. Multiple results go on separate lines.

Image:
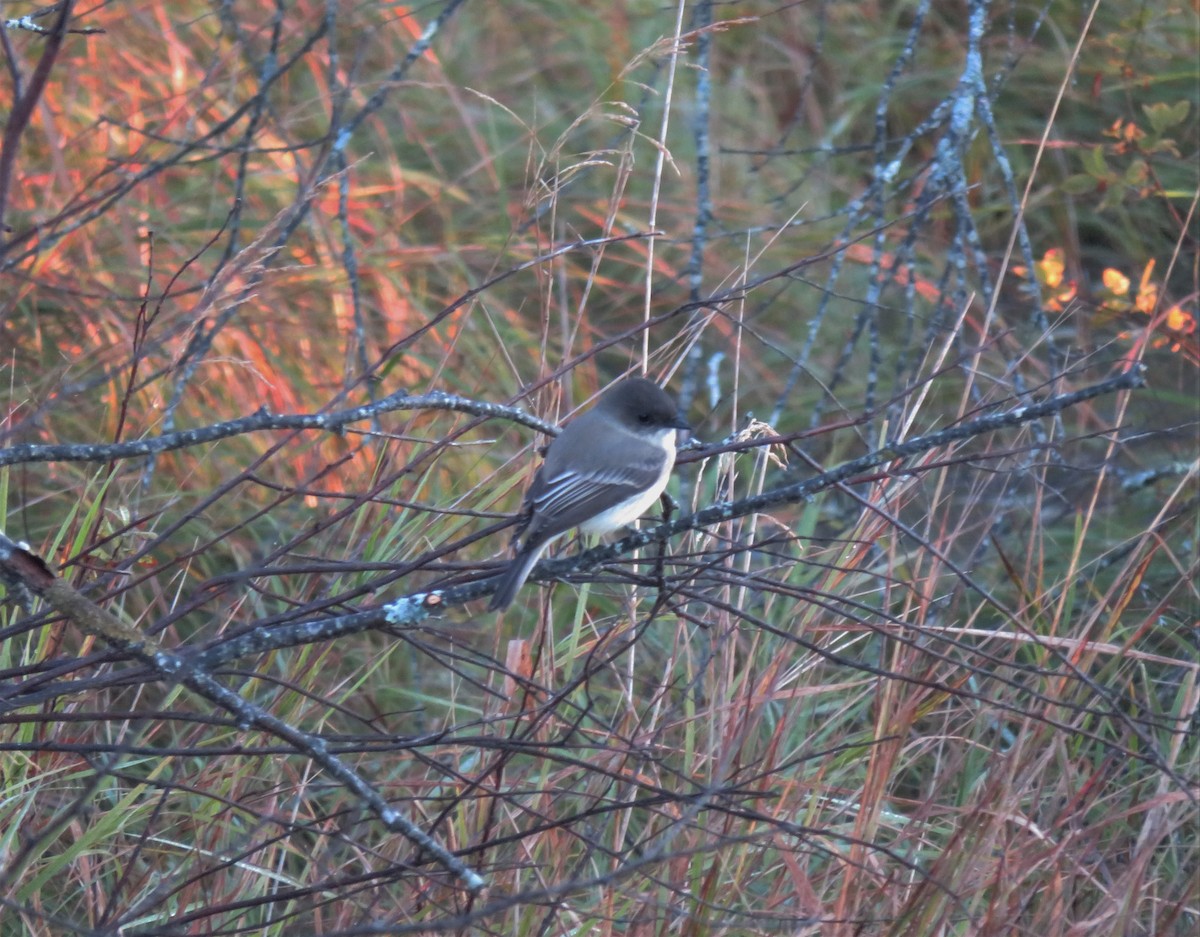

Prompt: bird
xmin=488 ymin=377 xmax=689 ymax=611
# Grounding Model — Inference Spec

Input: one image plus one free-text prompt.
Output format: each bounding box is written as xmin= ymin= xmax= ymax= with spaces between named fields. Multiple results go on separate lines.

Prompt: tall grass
xmin=1 ymin=1 xmax=1195 ymax=934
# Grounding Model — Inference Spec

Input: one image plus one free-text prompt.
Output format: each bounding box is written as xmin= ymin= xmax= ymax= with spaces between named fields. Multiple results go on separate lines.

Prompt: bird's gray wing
xmin=522 ymin=444 xmax=667 ymax=542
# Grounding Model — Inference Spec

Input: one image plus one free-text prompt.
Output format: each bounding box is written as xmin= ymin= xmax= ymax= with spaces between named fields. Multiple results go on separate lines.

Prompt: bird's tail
xmin=487 ymin=541 xmax=548 ymax=612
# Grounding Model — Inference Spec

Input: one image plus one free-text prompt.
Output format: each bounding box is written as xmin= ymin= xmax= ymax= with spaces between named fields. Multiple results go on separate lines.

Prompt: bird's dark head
xmin=599 ymin=377 xmax=690 ymax=433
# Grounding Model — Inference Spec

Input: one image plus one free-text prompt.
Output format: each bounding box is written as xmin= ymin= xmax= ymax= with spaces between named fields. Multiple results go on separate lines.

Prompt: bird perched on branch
xmin=488 ymin=377 xmax=689 ymax=611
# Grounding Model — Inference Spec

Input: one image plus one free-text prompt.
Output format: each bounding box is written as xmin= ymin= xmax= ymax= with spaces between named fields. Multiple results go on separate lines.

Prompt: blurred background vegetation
xmin=1 ymin=1 xmax=1196 ymax=934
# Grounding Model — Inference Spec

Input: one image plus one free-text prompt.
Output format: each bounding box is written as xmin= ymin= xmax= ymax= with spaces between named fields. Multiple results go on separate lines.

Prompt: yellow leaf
xmin=1039 ymin=248 xmax=1065 ymax=288
xmin=1135 ymin=259 xmax=1158 ymax=314
xmin=1135 ymin=283 xmax=1159 ymax=314
xmin=1103 ymin=268 xmax=1130 ymax=295
xmin=1165 ymin=305 xmax=1195 ymax=334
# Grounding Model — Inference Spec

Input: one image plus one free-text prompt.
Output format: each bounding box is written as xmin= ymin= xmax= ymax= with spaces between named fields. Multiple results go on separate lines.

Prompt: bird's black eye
xmin=638 ymin=413 xmax=652 ymax=423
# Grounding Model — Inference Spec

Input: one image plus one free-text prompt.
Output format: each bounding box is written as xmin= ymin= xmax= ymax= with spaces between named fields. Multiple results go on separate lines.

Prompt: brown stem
xmin=0 ymin=0 xmax=73 ymax=247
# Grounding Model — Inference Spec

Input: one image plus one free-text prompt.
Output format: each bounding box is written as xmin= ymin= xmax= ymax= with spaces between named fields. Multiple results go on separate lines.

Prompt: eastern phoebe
xmin=488 ymin=377 xmax=689 ymax=611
